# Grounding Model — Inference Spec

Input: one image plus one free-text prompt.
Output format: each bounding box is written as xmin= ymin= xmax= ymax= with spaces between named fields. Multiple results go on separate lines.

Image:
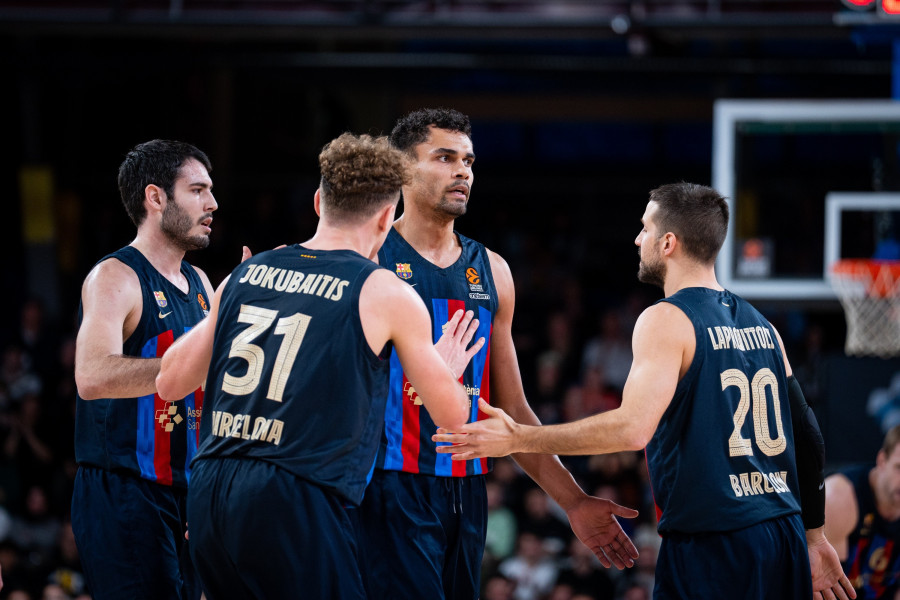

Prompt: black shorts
xmin=187 ymin=457 xmax=365 ymax=600
xmin=71 ymin=466 xmax=200 ymax=600
xmin=355 ymin=469 xmax=488 ymax=600
xmin=655 ymin=513 xmax=812 ymax=599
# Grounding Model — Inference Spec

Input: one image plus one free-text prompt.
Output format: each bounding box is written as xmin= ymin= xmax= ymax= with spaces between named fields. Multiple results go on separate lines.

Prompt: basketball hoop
xmin=830 ymin=259 xmax=900 ymax=358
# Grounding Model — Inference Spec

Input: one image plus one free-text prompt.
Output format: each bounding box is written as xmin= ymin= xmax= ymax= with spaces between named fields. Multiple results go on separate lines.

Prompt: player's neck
xmin=393 ymin=212 xmax=461 ymax=268
xmin=663 ymin=263 xmax=723 ymax=297
xmin=302 ymin=227 xmax=376 ymax=260
xmin=130 ymin=232 xmax=188 ymax=287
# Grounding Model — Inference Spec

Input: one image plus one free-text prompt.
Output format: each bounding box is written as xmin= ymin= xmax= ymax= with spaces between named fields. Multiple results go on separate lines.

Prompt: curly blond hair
xmin=318 ymin=133 xmax=411 ymax=224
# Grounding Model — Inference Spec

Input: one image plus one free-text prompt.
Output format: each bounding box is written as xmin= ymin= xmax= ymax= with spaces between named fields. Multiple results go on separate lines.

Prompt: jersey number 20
xmin=221 ymin=304 xmax=311 ymax=402
xmin=721 ymin=367 xmax=787 ymax=458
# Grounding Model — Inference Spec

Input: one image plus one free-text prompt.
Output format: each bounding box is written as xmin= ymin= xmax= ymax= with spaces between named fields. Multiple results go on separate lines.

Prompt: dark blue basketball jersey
xmin=647 ymin=287 xmax=801 ymax=534
xmin=375 ymin=228 xmax=498 ymax=477
xmin=75 ymin=245 xmax=210 ymax=488
xmin=842 ymin=464 xmax=900 ymax=599
xmin=193 ymin=245 xmax=389 ymax=506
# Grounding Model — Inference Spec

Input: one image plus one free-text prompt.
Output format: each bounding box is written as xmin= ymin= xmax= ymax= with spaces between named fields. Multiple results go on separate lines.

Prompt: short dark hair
xmin=117 ymin=139 xmax=212 ymax=227
xmin=390 ymin=108 xmax=472 ymax=153
xmin=883 ymin=424 xmax=900 ymax=458
xmin=318 ymin=133 xmax=411 ymax=224
xmin=648 ymin=182 xmax=730 ymax=265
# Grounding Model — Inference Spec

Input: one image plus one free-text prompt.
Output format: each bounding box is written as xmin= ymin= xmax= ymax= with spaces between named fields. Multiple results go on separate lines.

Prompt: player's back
xmin=648 ymin=287 xmax=801 ymax=534
xmin=196 ymin=245 xmax=389 ymax=505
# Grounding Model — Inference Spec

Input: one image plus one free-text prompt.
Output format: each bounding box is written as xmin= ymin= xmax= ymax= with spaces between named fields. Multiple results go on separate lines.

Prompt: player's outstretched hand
xmin=566 ymin=495 xmax=640 ymax=570
xmin=807 ymin=530 xmax=856 ymax=600
xmin=433 ymin=309 xmax=485 ymax=380
xmin=433 ymin=398 xmax=520 ymax=459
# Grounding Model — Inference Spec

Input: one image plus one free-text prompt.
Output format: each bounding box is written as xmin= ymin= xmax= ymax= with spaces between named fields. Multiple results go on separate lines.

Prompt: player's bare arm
xmin=361 ymin=269 xmax=472 ymax=431
xmin=156 ymin=276 xmax=228 ymax=401
xmin=75 ymin=258 xmax=163 ymax=400
xmin=435 ymin=301 xmax=686 ymax=457
xmin=193 ymin=264 xmax=216 ymax=300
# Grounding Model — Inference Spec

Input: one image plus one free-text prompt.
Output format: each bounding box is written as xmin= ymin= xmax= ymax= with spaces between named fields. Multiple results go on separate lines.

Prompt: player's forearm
xmin=424 ymin=381 xmax=470 ymax=431
xmin=500 ymin=396 xmax=588 ymax=508
xmin=516 ymin=410 xmax=649 ymax=457
xmin=76 ymin=355 xmax=161 ymax=400
xmin=511 ymin=451 xmax=587 ymax=510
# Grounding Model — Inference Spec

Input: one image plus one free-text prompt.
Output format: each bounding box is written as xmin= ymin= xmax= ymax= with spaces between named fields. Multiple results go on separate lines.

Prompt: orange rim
xmin=831 ymin=259 xmax=900 ymax=298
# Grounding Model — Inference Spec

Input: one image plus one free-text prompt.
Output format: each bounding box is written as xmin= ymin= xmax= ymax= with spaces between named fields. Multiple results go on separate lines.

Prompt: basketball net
xmin=830 ymin=259 xmax=900 ymax=358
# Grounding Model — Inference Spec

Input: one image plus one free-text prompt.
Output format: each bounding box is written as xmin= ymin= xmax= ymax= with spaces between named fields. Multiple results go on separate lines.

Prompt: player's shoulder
xmin=635 ymin=301 xmax=693 ymax=340
xmin=361 ymin=267 xmax=411 ymax=298
xmin=83 ymin=255 xmax=141 ymax=293
xmin=483 ymin=246 xmax=511 ymax=276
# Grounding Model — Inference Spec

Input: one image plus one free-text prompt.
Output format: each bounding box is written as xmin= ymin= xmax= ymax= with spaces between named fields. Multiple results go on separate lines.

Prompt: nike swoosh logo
xmin=721 ymin=302 xmax=730 ymax=307
xmin=159 ymin=311 xmax=173 ymax=319
xmin=819 ymin=482 xmax=825 ymax=490
xmin=410 ymin=283 xmax=417 ymax=287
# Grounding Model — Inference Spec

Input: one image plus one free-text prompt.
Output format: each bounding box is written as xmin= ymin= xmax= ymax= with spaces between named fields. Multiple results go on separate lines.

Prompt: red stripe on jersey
xmin=447 ymin=299 xmax=468 ymax=477
xmin=194 ymin=386 xmax=204 ymax=447
xmin=401 ymin=373 xmax=421 ymax=473
xmin=154 ymin=330 xmax=175 ymax=486
xmin=475 ymin=323 xmax=493 ymax=475
xmin=644 ymin=450 xmax=662 ymax=526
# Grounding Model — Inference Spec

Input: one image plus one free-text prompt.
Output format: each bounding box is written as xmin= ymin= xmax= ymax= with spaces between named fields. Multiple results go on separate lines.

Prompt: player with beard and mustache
xmin=435 ymin=182 xmax=856 ymax=600
xmin=72 ymin=140 xmax=224 ymax=600
xmin=356 ymin=108 xmax=639 ymax=600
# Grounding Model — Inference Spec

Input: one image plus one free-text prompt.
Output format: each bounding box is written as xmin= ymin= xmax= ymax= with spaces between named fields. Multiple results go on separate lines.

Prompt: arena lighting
xmin=883 ymin=0 xmax=900 ymax=14
xmin=840 ymin=0 xmax=900 ymax=13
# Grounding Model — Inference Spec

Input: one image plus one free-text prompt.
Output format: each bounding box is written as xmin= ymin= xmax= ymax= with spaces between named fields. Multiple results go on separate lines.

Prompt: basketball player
xmin=435 ymin=182 xmax=855 ymax=599
xmin=825 ymin=425 xmax=900 ymax=599
xmin=356 ymin=108 xmax=639 ymax=600
xmin=155 ymin=133 xmax=484 ymax=599
xmin=72 ymin=139 xmax=217 ymax=599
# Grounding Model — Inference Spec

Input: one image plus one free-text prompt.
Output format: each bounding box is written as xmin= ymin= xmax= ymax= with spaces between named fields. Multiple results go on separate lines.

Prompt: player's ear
xmin=662 ymin=232 xmax=677 ymax=255
xmin=145 ymin=184 xmax=165 ymax=216
xmin=375 ymin=202 xmax=396 ymax=233
xmin=313 ymin=188 xmax=322 ymax=217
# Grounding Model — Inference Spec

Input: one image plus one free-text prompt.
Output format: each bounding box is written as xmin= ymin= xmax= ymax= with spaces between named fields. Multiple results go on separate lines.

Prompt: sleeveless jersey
xmin=842 ymin=464 xmax=900 ymax=599
xmin=74 ymin=245 xmax=210 ymax=489
xmin=375 ymin=228 xmax=498 ymax=477
xmin=647 ymin=287 xmax=801 ymax=534
xmin=193 ymin=245 xmax=388 ymax=506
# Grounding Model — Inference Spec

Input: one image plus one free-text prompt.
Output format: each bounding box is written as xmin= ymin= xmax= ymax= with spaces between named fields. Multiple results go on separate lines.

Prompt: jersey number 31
xmin=221 ymin=304 xmax=311 ymax=402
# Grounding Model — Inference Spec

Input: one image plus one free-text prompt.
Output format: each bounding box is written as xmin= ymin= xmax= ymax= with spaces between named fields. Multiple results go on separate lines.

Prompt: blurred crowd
xmin=0 ymin=290 xmax=665 ymax=600
xmin=0 ymin=259 xmax=834 ymax=600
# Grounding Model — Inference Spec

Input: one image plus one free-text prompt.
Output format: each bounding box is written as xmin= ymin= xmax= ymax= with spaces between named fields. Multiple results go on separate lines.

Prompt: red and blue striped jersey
xmin=75 ymin=246 xmax=209 ymax=489
xmin=376 ymin=228 xmax=498 ymax=477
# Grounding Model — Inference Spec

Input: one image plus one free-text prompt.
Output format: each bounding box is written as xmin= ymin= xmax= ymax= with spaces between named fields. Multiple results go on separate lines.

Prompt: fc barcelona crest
xmin=395 ymin=263 xmax=413 ymax=280
xmin=153 ymin=291 xmax=168 ymax=308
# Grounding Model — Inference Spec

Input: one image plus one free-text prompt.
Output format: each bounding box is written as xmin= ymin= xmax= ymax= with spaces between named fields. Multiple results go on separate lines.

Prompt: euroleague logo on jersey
xmin=466 ymin=267 xmax=483 ymax=291
xmin=466 ymin=266 xmax=490 ymax=300
xmin=198 ymin=293 xmax=209 ymax=316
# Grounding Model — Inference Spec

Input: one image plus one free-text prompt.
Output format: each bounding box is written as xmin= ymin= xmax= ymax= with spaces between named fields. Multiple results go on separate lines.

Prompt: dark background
xmin=3 ymin=0 xmax=900 ymax=462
